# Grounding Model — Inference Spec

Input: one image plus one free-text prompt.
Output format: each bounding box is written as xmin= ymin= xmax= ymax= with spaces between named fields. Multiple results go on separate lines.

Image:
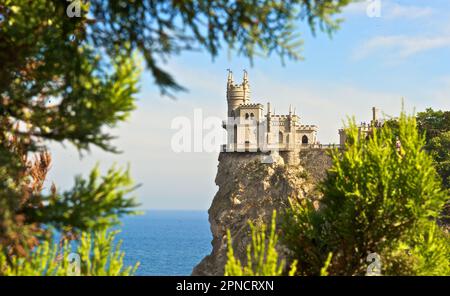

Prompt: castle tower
xmin=227 ymin=69 xmax=251 ymax=117
xmin=288 ymin=105 xmax=293 ymax=132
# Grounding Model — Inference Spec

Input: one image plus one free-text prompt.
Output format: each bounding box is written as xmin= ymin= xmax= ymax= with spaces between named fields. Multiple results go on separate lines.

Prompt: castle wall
xmin=224 ymin=70 xmax=319 ymax=154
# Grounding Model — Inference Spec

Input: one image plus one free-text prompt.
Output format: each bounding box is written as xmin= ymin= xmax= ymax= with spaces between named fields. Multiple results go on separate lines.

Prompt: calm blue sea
xmin=115 ymin=210 xmax=212 ymax=276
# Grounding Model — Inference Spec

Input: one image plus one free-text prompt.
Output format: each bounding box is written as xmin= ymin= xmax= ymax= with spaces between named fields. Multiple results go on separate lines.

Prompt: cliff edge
xmin=192 ymin=151 xmax=330 ymax=275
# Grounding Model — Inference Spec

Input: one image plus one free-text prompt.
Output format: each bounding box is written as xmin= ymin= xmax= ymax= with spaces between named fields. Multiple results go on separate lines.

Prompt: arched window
xmin=250 ymin=113 xmax=254 ymax=119
xmin=279 ymin=131 xmax=283 ymax=144
xmin=286 ymin=134 xmax=290 ymax=144
xmin=245 ymin=113 xmax=249 ymax=119
xmin=233 ymin=124 xmax=238 ymax=145
xmin=302 ymin=135 xmax=308 ymax=144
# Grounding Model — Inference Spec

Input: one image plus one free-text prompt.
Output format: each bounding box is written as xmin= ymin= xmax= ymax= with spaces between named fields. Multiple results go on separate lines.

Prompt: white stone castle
xmin=222 ymin=70 xmax=321 ymax=164
xmin=221 ymin=70 xmax=384 ymax=165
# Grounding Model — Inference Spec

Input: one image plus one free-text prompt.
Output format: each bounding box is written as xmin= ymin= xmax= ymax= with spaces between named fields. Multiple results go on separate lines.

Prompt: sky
xmin=47 ymin=0 xmax=450 ymax=210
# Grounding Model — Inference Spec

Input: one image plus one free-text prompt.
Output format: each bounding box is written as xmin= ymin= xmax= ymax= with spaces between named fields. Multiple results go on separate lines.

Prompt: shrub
xmin=225 ymin=211 xmax=297 ymax=276
xmin=282 ymin=112 xmax=449 ymax=275
xmin=0 ymin=229 xmax=138 ymax=276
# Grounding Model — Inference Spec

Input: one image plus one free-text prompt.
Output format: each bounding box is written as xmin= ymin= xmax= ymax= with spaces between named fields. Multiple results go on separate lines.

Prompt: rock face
xmin=192 ymin=151 xmax=331 ymax=276
xmin=299 ymin=149 xmax=333 ymax=183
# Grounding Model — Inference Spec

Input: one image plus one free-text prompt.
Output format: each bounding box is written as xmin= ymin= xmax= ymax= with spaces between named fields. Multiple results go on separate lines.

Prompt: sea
xmin=115 ymin=210 xmax=212 ymax=276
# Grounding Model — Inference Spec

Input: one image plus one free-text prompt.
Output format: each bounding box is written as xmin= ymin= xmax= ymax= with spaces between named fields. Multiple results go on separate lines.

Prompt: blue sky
xmin=47 ymin=0 xmax=450 ymax=210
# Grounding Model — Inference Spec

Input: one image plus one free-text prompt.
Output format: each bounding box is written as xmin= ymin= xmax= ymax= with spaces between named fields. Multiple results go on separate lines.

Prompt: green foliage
xmin=387 ymin=109 xmax=450 ymax=225
xmin=320 ymin=252 xmax=333 ymax=276
xmin=1 ymin=0 xmax=141 ymax=152
xmin=87 ymin=0 xmax=352 ymax=95
xmin=26 ymin=164 xmax=140 ymax=233
xmin=417 ymin=108 xmax=450 ymax=190
xmin=282 ymin=112 xmax=450 ymax=275
xmin=1 ymin=0 xmax=353 ymax=96
xmin=225 ymin=211 xmax=297 ymax=276
xmin=426 ymin=132 xmax=450 ymax=188
xmin=0 ymin=229 xmax=138 ymax=276
xmin=0 ymin=0 xmax=355 ymax=274
xmin=416 ymin=108 xmax=450 ymax=226
xmin=0 ymin=0 xmax=142 ymax=262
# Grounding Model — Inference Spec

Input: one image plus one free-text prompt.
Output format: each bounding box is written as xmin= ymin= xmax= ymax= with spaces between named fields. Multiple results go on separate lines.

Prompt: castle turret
xmin=227 ymin=69 xmax=234 ymax=89
xmin=288 ymin=105 xmax=293 ymax=132
xmin=227 ymin=70 xmax=251 ymax=117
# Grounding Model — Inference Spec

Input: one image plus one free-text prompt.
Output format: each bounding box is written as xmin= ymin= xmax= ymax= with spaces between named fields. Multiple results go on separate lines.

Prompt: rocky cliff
xmin=192 ymin=150 xmax=331 ymax=276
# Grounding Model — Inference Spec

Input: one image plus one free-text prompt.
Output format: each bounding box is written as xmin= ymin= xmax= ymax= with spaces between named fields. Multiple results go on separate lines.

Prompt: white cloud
xmin=385 ymin=3 xmax=433 ymax=19
xmin=343 ymin=1 xmax=433 ymax=19
xmin=343 ymin=1 xmax=369 ymax=15
xmin=353 ymin=34 xmax=450 ymax=60
xmin=350 ymin=1 xmax=450 ymax=61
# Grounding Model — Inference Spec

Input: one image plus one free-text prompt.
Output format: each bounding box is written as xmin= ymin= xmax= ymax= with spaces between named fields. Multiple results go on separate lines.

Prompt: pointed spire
xmin=227 ymin=68 xmax=234 ymax=85
xmin=289 ymin=104 xmax=292 ymax=115
xmin=243 ymin=69 xmax=248 ymax=84
xmin=242 ymin=69 xmax=250 ymax=103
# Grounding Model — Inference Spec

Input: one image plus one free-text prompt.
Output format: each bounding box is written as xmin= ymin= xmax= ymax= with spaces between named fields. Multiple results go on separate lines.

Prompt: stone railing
xmin=302 ymin=143 xmax=341 ymax=149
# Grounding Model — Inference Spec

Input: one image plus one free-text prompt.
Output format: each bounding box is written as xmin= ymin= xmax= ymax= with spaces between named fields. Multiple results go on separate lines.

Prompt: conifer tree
xmin=0 ymin=0 xmax=354 ymax=273
xmin=282 ymin=112 xmax=450 ymax=275
xmin=225 ymin=211 xmax=297 ymax=276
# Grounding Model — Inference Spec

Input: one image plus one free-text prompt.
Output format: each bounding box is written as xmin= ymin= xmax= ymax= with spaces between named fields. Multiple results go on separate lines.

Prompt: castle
xmin=338 ymin=107 xmax=384 ymax=146
xmin=222 ymin=70 xmax=321 ymax=165
xmin=221 ymin=70 xmax=382 ymax=165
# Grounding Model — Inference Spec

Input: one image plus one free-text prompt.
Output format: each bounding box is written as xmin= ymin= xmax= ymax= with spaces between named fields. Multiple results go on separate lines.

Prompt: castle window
xmin=250 ymin=113 xmax=254 ymax=119
xmin=302 ymin=135 xmax=308 ymax=144
xmin=279 ymin=131 xmax=283 ymax=144
xmin=245 ymin=113 xmax=249 ymax=119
